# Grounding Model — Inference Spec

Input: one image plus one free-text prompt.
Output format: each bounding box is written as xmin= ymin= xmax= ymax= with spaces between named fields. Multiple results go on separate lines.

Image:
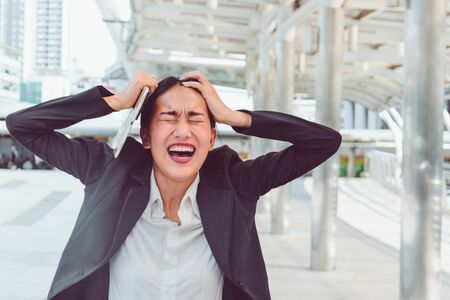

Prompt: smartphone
xmin=111 ymin=86 xmax=150 ymax=158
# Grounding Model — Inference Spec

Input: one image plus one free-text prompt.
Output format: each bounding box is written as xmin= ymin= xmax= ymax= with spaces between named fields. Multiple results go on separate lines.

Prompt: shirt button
xmin=238 ymin=280 xmax=245 ymax=289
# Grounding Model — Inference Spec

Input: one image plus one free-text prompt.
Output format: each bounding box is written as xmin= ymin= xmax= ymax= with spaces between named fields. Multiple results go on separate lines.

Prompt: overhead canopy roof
xmin=95 ymin=0 xmax=450 ymax=112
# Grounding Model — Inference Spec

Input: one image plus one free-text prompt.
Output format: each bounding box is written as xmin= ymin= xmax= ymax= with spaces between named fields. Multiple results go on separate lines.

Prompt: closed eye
xmin=159 ymin=119 xmax=203 ymax=124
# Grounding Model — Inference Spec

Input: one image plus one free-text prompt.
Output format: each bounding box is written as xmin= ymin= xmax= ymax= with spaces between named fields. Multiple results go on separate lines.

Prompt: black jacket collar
xmin=111 ymin=137 xmax=233 ymax=276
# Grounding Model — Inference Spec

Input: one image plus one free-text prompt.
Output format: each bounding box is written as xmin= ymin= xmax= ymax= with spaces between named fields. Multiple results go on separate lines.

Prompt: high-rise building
xmin=0 ymin=0 xmax=25 ymax=59
xmin=0 ymin=0 xmax=24 ymax=103
xmin=28 ymin=0 xmax=70 ymax=101
xmin=0 ymin=0 xmax=70 ymax=104
xmin=34 ymin=0 xmax=65 ymax=76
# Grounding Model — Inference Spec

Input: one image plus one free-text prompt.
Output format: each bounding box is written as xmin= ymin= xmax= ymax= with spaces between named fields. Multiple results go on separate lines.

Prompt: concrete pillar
xmin=245 ymin=53 xmax=258 ymax=99
xmin=254 ymin=43 xmax=273 ymax=214
xmin=401 ymin=0 xmax=445 ymax=299
xmin=246 ymin=52 xmax=259 ymax=161
xmin=311 ymin=0 xmax=343 ymax=271
xmin=271 ymin=25 xmax=296 ymax=234
xmin=260 ymin=53 xmax=277 ymax=215
xmin=255 ymin=5 xmax=276 ymax=216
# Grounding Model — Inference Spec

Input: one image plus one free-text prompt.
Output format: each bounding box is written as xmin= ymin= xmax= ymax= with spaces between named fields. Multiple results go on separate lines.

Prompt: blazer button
xmin=238 ymin=281 xmax=245 ymax=289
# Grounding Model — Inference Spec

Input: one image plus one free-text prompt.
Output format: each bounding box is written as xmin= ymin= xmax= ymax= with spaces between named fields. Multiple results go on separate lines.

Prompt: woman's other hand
xmin=179 ymin=71 xmax=251 ymax=128
xmin=104 ymin=71 xmax=158 ymax=111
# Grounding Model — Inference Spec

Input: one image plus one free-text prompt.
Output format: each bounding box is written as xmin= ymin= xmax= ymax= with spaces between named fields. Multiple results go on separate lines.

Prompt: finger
xmin=181 ymin=81 xmax=205 ymax=94
xmin=142 ymin=82 xmax=157 ymax=93
xmin=179 ymin=71 xmax=198 ymax=81
xmin=146 ymin=73 xmax=156 ymax=81
xmin=135 ymin=71 xmax=152 ymax=84
xmin=188 ymin=71 xmax=207 ymax=83
xmin=145 ymin=74 xmax=158 ymax=92
xmin=142 ymin=80 xmax=157 ymax=91
xmin=149 ymin=82 xmax=158 ymax=93
xmin=180 ymin=71 xmax=209 ymax=85
xmin=137 ymin=74 xmax=155 ymax=85
xmin=135 ymin=71 xmax=145 ymax=78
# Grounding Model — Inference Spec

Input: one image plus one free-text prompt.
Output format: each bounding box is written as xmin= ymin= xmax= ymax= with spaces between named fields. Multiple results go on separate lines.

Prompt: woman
xmin=6 ymin=71 xmax=342 ymax=300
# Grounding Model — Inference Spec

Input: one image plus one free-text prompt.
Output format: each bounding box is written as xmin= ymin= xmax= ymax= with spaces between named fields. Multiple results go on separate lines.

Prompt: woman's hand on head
xmin=179 ymin=71 xmax=233 ymax=124
xmin=180 ymin=71 xmax=252 ymax=128
xmin=108 ymin=71 xmax=158 ymax=111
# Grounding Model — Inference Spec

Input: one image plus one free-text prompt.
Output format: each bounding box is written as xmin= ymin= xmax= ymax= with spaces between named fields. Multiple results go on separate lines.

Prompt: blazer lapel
xmin=197 ymin=169 xmax=234 ymax=276
xmin=107 ymin=185 xmax=150 ymax=258
xmin=103 ymin=137 xmax=153 ymax=262
xmin=103 ymin=137 xmax=234 ymax=279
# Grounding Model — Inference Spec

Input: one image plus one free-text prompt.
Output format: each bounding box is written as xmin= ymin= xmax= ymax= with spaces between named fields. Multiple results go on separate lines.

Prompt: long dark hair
xmin=139 ymin=76 xmax=216 ymax=130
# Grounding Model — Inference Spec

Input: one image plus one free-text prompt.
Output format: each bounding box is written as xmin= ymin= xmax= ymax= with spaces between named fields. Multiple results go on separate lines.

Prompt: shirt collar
xmin=186 ymin=171 xmax=200 ymax=218
xmin=149 ymin=168 xmax=162 ymax=207
xmin=149 ymin=168 xmax=201 ymax=219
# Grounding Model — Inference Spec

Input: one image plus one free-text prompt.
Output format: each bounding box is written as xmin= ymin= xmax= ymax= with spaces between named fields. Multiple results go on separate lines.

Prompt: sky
xmin=68 ymin=0 xmax=118 ymax=77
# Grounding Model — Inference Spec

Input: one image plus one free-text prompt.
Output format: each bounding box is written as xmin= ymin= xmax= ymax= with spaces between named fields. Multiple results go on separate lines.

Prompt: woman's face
xmin=140 ymin=85 xmax=217 ymax=182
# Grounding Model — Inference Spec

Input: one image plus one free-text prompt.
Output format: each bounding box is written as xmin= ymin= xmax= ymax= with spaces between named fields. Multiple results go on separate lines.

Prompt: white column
xmin=311 ymin=0 xmax=343 ymax=271
xmin=255 ymin=43 xmax=273 ymax=214
xmin=401 ymin=0 xmax=445 ymax=299
xmin=271 ymin=25 xmax=296 ymax=234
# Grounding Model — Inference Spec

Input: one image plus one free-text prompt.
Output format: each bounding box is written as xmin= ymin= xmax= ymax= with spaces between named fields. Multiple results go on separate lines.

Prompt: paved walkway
xmin=335 ymin=177 xmax=450 ymax=274
xmin=0 ymin=170 xmax=449 ymax=299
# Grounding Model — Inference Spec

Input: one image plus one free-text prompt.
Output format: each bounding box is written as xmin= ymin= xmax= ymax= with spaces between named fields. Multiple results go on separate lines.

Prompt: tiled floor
xmin=0 ymin=169 xmax=449 ymax=299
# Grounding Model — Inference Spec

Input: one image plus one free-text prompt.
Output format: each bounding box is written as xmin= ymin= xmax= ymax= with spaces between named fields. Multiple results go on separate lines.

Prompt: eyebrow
xmin=159 ymin=110 xmax=205 ymax=117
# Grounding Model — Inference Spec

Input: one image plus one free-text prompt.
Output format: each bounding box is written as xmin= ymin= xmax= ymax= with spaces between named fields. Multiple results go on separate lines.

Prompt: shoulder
xmin=206 ymin=145 xmax=242 ymax=166
xmin=200 ymin=145 xmax=242 ymax=183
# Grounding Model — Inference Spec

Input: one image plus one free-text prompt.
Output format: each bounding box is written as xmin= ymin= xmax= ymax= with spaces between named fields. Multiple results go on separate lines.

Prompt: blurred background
xmin=0 ymin=0 xmax=449 ymax=299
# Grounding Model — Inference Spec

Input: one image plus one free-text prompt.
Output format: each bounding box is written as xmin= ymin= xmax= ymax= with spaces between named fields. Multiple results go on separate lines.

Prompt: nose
xmin=173 ymin=118 xmax=192 ymax=139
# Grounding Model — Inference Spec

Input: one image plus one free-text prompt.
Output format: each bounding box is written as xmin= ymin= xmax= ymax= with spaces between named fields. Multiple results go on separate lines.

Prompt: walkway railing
xmin=366 ymin=150 xmax=450 ymax=214
xmin=365 ymin=150 xmax=402 ymax=194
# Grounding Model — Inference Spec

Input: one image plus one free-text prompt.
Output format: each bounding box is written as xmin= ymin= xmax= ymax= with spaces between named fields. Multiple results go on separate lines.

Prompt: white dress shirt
xmin=108 ymin=168 xmax=224 ymax=300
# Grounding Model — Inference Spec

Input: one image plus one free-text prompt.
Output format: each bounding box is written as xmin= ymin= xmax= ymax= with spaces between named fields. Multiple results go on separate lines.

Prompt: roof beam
xmin=139 ymin=24 xmax=255 ymax=39
xmin=140 ymin=3 xmax=261 ymax=24
xmin=131 ymin=51 xmax=245 ymax=70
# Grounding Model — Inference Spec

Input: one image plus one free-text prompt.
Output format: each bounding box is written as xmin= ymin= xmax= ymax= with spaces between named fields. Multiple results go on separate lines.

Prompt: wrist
xmin=103 ymin=95 xmax=122 ymax=111
xmin=223 ymin=110 xmax=251 ymax=128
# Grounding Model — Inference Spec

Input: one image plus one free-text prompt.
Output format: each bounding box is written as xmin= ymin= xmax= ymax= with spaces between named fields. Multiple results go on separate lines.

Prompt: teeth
xmin=168 ymin=145 xmax=195 ymax=152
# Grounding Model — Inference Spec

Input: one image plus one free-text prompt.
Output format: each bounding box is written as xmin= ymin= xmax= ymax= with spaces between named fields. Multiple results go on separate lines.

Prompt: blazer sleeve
xmin=5 ymin=86 xmax=119 ymax=185
xmin=229 ymin=109 xmax=342 ymax=198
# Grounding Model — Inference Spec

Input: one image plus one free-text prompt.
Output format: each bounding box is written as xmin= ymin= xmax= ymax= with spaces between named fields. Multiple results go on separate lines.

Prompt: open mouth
xmin=167 ymin=144 xmax=196 ymax=162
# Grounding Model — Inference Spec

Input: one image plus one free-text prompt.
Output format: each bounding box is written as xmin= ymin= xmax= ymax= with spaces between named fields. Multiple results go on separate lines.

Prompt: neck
xmin=153 ymin=167 xmax=196 ymax=211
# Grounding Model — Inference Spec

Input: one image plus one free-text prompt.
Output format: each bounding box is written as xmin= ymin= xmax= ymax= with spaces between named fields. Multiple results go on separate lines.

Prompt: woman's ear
xmin=140 ymin=127 xmax=151 ymax=149
xmin=209 ymin=128 xmax=217 ymax=150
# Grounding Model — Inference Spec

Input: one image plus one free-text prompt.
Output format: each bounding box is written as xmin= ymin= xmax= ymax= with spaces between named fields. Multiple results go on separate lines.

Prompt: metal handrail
xmin=366 ymin=150 xmax=450 ymax=214
xmin=365 ymin=150 xmax=402 ymax=194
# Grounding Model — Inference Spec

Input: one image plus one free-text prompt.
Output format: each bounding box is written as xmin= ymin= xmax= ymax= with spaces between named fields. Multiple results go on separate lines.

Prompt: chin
xmin=165 ymin=167 xmax=199 ymax=182
xmin=152 ymin=150 xmax=207 ymax=182
xmin=162 ymin=157 xmax=201 ymax=180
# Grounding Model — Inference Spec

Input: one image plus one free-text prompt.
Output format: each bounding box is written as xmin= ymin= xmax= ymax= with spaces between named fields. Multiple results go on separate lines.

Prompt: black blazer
xmin=5 ymin=86 xmax=342 ymax=300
